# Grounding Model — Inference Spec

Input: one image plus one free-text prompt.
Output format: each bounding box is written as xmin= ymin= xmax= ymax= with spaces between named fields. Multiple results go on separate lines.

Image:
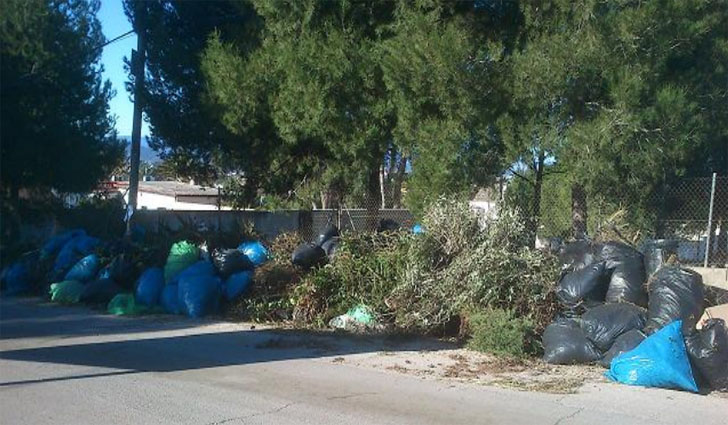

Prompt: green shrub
xmin=390 ymin=202 xmax=560 ymax=334
xmin=224 ymin=199 xmax=559 ymax=354
xmin=466 ymin=308 xmax=536 ymax=358
xmin=292 ymin=231 xmax=409 ymax=324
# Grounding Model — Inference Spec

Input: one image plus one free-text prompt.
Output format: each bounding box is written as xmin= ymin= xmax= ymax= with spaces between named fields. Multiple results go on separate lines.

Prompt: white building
xmin=112 ymin=181 xmax=229 ymax=211
xmin=469 ymin=186 xmax=502 ymax=217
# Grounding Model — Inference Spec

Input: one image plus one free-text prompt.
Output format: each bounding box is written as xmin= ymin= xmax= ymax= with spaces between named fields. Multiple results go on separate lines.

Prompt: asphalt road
xmin=1 ymin=297 xmax=726 ymax=425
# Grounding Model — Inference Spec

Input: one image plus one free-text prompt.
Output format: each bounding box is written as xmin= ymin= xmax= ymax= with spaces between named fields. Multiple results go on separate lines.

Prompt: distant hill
xmin=120 ymin=135 xmax=160 ymax=163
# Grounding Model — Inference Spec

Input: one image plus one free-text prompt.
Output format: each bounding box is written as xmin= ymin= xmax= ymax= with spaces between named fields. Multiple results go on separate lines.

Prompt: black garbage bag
xmin=684 ymin=319 xmax=728 ymax=392
xmin=316 ymin=225 xmax=339 ymax=246
xmin=599 ymin=329 xmax=646 ymax=368
xmin=597 ymin=241 xmax=641 ymax=261
xmin=542 ymin=318 xmax=602 ymax=364
xmin=80 ymin=278 xmax=123 ymax=304
xmin=597 ymin=242 xmax=647 ymax=307
xmin=580 ymin=303 xmax=647 ymax=352
xmin=97 ymin=254 xmax=136 ymax=290
xmin=559 ymin=240 xmax=597 ymax=272
xmin=320 ymin=238 xmax=339 ymax=262
xmin=646 ymin=266 xmax=704 ymax=334
xmin=292 ymin=243 xmax=327 ymax=270
xmin=642 ymin=239 xmax=678 ymax=277
xmin=377 ymin=219 xmax=400 ymax=232
xmin=212 ymin=249 xmax=253 ymax=279
xmin=606 ymin=261 xmax=647 ymax=307
xmin=556 ymin=262 xmax=610 ymax=310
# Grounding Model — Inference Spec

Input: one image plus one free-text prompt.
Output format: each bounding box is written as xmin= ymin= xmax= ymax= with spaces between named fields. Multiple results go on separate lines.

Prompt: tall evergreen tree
xmin=1 ymin=0 xmax=123 ymax=197
xmin=203 ymin=0 xmax=505 ymax=211
xmin=123 ymin=0 xmax=263 ymax=189
xmin=501 ymin=0 xmax=728 ymax=239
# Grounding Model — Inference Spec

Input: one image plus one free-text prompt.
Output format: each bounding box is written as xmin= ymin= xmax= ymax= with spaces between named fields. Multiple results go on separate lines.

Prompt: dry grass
xmin=440 ymin=352 xmax=602 ymax=394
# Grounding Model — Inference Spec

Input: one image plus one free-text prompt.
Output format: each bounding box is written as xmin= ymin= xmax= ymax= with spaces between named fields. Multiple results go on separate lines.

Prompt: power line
xmin=96 ymin=29 xmax=135 ymax=51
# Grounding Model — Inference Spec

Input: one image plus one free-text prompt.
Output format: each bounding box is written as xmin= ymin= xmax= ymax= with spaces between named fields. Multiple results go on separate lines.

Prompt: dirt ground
xmin=253 ymin=328 xmax=609 ymax=395
xmin=250 ymin=326 xmax=728 ymax=398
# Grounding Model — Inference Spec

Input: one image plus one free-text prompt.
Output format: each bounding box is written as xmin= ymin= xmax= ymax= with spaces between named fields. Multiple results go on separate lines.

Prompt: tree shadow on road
xmin=0 ymin=297 xmax=222 ymax=340
xmin=0 ymin=299 xmax=454 ymax=387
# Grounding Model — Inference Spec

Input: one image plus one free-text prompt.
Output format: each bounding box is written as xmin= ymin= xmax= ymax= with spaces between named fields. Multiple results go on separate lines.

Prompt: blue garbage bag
xmin=161 ymin=284 xmax=181 ymax=315
xmin=223 ymin=270 xmax=253 ymax=301
xmin=412 ymin=224 xmax=424 ymax=234
xmin=64 ymin=254 xmax=100 ymax=282
xmin=178 ymin=274 xmax=222 ymax=318
xmin=606 ymin=320 xmax=698 ymax=392
xmin=238 ymin=241 xmax=268 ymax=267
xmin=75 ymin=236 xmax=100 ymax=254
xmin=54 ymin=236 xmax=84 ymax=272
xmin=97 ymin=267 xmax=111 ymax=280
xmin=135 ymin=268 xmax=165 ymax=306
xmin=40 ymin=229 xmax=85 ymax=259
xmin=4 ymin=262 xmax=30 ymax=295
xmin=54 ymin=235 xmax=100 ymax=273
xmin=168 ymin=260 xmax=216 ymax=286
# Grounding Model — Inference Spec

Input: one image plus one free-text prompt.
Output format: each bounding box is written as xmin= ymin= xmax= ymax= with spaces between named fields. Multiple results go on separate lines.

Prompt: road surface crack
xmin=327 ymin=391 xmax=377 ymax=401
xmin=553 ymin=407 xmax=584 ymax=425
xmin=205 ymin=402 xmax=296 ymax=425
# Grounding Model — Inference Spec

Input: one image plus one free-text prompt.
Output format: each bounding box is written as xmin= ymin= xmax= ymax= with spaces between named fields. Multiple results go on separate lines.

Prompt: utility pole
xmin=126 ymin=1 xmax=146 ymax=236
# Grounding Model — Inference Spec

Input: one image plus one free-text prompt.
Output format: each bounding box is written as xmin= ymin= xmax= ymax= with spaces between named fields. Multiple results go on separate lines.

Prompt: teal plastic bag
xmin=606 ymin=320 xmax=698 ymax=392
xmin=164 ymin=241 xmax=200 ymax=283
xmin=49 ymin=281 xmax=85 ymax=304
xmin=238 ymin=241 xmax=268 ymax=267
xmin=107 ymin=293 xmax=157 ymax=316
xmin=65 ymin=254 xmax=100 ymax=282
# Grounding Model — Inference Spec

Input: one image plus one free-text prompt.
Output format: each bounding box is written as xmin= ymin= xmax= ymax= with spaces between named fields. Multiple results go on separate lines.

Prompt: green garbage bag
xmin=164 ymin=241 xmax=200 ymax=283
xmin=329 ymin=305 xmax=376 ymax=330
xmin=107 ymin=293 xmax=152 ymax=316
xmin=49 ymin=280 xmax=85 ymax=304
xmin=347 ymin=305 xmax=374 ymax=324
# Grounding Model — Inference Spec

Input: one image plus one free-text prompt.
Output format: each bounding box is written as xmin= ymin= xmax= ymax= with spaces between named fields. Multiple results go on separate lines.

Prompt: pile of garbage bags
xmin=1 ymin=228 xmax=270 ymax=320
xmin=543 ymin=240 xmax=728 ymax=393
xmin=125 ymin=240 xmax=266 ymax=318
xmin=292 ymin=225 xmax=339 ymax=270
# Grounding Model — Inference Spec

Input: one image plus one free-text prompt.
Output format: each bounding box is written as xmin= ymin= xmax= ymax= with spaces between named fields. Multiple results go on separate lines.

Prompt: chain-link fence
xmin=298 ymin=208 xmax=414 ymax=242
xmin=533 ymin=175 xmax=727 ymax=267
xmin=134 ymin=173 xmax=725 ymax=268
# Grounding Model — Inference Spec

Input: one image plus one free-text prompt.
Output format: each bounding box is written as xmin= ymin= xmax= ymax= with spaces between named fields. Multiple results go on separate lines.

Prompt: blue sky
xmin=98 ymin=0 xmax=149 ymax=137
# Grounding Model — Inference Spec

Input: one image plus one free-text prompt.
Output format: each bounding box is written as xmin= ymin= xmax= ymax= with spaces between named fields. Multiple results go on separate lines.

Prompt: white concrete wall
xmin=120 ymin=190 xmax=230 ymax=211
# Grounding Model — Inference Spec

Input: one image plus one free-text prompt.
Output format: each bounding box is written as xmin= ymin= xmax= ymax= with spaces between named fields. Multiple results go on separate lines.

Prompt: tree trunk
xmin=392 ymin=155 xmax=407 ymax=208
xmin=529 ymin=152 xmax=545 ymax=248
xmin=380 ymin=147 xmax=399 ymax=208
xmin=365 ymin=164 xmax=381 ymax=231
xmin=571 ymin=183 xmax=588 ymax=239
xmin=319 ymin=190 xmax=328 ymax=210
xmin=379 ymin=165 xmax=387 ymax=209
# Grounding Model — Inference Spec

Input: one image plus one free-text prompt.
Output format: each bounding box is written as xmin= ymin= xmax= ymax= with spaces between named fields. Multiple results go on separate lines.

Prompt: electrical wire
xmin=95 ymin=29 xmax=135 ymax=53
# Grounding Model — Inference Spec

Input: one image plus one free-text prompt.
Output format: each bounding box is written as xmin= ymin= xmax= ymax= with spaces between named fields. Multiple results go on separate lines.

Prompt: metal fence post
xmin=704 ymin=172 xmax=717 ymax=267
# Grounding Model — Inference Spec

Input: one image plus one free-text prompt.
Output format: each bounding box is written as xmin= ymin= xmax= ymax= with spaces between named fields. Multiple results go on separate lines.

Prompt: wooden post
xmin=126 ymin=1 xmax=146 ymax=236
